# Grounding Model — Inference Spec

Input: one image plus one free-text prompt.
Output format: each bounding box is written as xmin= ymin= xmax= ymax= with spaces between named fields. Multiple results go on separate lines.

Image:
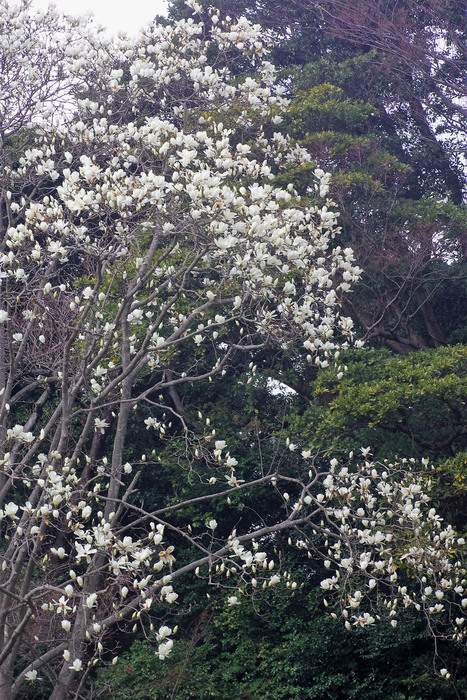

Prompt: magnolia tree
xmin=0 ymin=1 xmax=465 ymax=698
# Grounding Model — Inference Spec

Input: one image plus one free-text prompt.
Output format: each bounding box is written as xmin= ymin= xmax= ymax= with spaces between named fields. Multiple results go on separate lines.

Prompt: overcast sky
xmin=32 ymin=0 xmax=168 ymax=36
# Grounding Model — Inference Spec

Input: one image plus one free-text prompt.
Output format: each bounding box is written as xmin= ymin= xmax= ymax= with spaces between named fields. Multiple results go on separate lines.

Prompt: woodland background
xmin=2 ymin=0 xmax=466 ymax=698
xmin=96 ymin=1 xmax=467 ymax=698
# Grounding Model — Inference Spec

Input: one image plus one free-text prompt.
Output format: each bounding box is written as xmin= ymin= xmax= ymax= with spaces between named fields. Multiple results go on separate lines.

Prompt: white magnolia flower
xmin=75 ymin=542 xmax=97 ymax=562
xmin=54 ymin=596 xmax=72 ymax=616
xmin=158 ymin=546 xmax=175 ymax=565
xmin=25 ymin=670 xmax=41 ymax=681
xmin=225 ymin=473 xmax=244 ymax=488
xmin=4 ymin=502 xmax=19 ymax=518
xmin=94 ymin=418 xmax=110 ymax=433
xmin=86 ymin=593 xmax=97 ymax=608
xmin=158 ymin=639 xmax=173 ymax=660
xmin=156 ymin=625 xmax=172 ymax=641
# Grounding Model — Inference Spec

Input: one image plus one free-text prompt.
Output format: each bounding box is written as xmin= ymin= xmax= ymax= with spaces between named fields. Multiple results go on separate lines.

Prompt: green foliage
xmin=94 ymin=4 xmax=467 ymax=698
xmin=287 ymin=84 xmax=374 ymax=135
xmin=290 ymin=345 xmax=467 ymax=462
xmin=95 ymin=583 xmax=467 ymax=700
xmin=100 ymin=338 xmax=467 ymax=699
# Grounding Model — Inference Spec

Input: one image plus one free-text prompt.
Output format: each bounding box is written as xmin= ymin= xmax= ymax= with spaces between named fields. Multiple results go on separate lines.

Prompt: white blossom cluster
xmin=305 ymin=452 xmax=467 ymax=638
xmin=2 ymin=0 xmax=361 ymax=375
xmin=0 ymin=0 xmax=115 ymax=136
xmin=2 ymin=1 xmax=362 ymax=690
xmin=0 ymin=451 xmax=182 ymax=663
xmin=1 ymin=1 xmax=455 ymax=697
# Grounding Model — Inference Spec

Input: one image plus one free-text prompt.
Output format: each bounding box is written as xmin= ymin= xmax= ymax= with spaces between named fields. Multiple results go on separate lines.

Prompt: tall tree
xmin=1 ymin=3 xmax=466 ymax=698
xmin=200 ymin=0 xmax=467 ymax=351
xmin=0 ymin=3 xmax=362 ymax=697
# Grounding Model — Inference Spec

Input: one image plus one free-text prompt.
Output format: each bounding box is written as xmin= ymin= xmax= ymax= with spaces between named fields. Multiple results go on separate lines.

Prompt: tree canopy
xmin=0 ymin=1 xmax=466 ymax=698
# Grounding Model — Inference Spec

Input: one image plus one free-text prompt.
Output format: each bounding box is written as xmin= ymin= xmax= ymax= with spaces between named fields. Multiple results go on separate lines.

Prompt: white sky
xmin=32 ymin=0 xmax=168 ymax=36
